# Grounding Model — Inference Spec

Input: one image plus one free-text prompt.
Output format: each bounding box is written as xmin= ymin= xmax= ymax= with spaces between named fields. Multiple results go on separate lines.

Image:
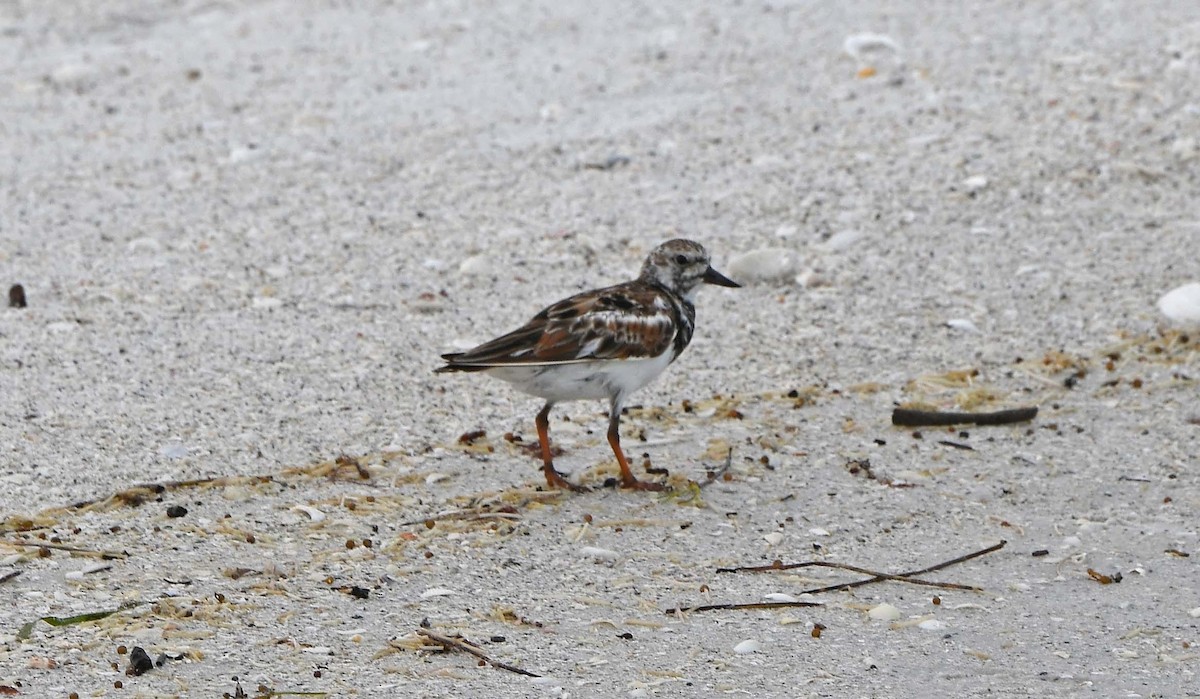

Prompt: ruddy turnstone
xmin=437 ymin=239 xmax=739 ymax=491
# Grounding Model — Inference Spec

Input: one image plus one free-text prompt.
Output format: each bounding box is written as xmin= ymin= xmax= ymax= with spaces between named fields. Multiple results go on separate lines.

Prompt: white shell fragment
xmin=579 ymin=546 xmax=619 ymax=562
xmin=726 ymin=248 xmax=801 ymax=284
xmin=918 ymin=619 xmax=946 ymax=631
xmin=868 ymin=603 xmax=903 ymax=621
xmin=419 ymin=587 xmax=458 ymax=598
xmin=764 ymin=593 xmax=799 ymax=603
xmin=291 ymin=505 xmax=326 ymax=523
xmin=762 ymin=532 xmax=784 ymax=546
xmin=843 ymin=33 xmax=900 ymax=58
xmin=1189 ymin=607 xmax=1200 ymax=618
xmin=822 ymin=229 xmax=866 ymax=252
xmin=962 ymin=175 xmax=989 ymax=193
xmin=1157 ymin=282 xmax=1200 ymax=324
xmin=458 ymin=255 xmax=494 ymax=276
xmin=65 ymin=563 xmax=111 ymax=581
xmin=945 ymin=318 xmax=980 ymax=333
xmin=733 ymin=639 xmax=762 ymax=654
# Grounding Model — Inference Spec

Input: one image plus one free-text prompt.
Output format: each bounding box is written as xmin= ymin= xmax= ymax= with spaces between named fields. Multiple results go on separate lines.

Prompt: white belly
xmin=487 ymin=352 xmax=675 ymax=403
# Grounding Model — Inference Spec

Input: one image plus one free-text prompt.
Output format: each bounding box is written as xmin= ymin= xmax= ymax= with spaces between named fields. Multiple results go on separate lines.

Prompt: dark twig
xmin=0 ymin=570 xmax=21 ymax=585
xmin=1 ymin=540 xmax=128 ymax=560
xmin=892 ymin=406 xmax=1037 ymax=427
xmin=717 ymin=560 xmax=983 ymax=591
xmin=668 ymin=541 xmax=1007 ymax=614
xmin=665 ymin=600 xmax=821 ymax=615
xmin=417 ymin=629 xmax=541 ymax=678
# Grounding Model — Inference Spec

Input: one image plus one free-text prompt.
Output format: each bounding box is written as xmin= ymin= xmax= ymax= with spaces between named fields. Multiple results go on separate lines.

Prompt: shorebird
xmin=437 ymin=239 xmax=739 ymax=491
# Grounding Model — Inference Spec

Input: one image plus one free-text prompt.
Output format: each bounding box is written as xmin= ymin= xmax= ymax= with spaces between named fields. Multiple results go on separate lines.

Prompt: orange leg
xmin=607 ymin=408 xmax=666 ymax=491
xmin=535 ymin=403 xmax=587 ymax=492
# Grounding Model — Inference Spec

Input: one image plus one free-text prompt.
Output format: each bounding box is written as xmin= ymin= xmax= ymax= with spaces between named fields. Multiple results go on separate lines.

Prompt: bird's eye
xmin=674 ymin=254 xmax=688 ymax=265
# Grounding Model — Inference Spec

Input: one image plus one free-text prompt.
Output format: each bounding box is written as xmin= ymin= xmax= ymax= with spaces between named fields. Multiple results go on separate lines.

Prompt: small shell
xmin=868 ymin=603 xmax=902 ymax=621
xmin=918 ymin=619 xmax=946 ymax=631
xmin=733 ymin=639 xmax=762 ymax=654
xmin=291 ymin=505 xmax=326 ymax=523
xmin=843 ymin=33 xmax=900 ymax=58
xmin=762 ymin=532 xmax=783 ymax=546
xmin=1157 ymin=282 xmax=1200 ymax=324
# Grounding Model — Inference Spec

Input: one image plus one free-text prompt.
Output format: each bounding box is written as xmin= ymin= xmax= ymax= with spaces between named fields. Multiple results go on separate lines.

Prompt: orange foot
xmin=544 ymin=468 xmax=589 ymax=493
xmin=619 ymin=477 xmax=668 ymax=492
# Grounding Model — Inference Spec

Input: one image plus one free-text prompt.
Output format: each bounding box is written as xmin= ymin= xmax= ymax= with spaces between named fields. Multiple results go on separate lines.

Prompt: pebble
xmin=733 ymin=639 xmax=762 ymax=654
xmin=1189 ymin=607 xmax=1200 ymax=618
xmin=726 ymin=248 xmax=801 ymax=284
xmin=762 ymin=532 xmax=783 ymax=546
xmin=1157 ymin=282 xmax=1200 ymax=324
xmin=868 ymin=603 xmax=902 ymax=621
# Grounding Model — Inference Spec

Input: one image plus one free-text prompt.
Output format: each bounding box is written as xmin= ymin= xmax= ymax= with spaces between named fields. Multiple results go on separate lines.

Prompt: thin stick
xmin=0 ymin=570 xmax=21 ymax=585
xmin=1 ymin=540 xmax=128 ymax=559
xmin=718 ymin=560 xmax=982 ymax=591
xmin=670 ymin=541 xmax=1007 ymax=614
xmin=417 ymin=629 xmax=541 ymax=678
xmin=697 ymin=447 xmax=734 ymax=489
xmin=397 ymin=510 xmax=522 ymax=527
xmin=892 ymin=407 xmax=1037 ymax=427
xmin=67 ymin=475 xmax=275 ymax=510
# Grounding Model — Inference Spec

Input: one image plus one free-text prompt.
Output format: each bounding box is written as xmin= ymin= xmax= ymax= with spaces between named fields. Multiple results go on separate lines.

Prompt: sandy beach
xmin=2 ymin=1 xmax=1199 ymax=696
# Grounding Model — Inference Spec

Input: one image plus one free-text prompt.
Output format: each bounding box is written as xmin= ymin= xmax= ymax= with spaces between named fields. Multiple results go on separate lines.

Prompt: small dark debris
xmin=8 ymin=284 xmax=26 ymax=308
xmin=616 ymin=632 xmax=634 ymax=640
xmin=1031 ymin=549 xmax=1050 ymax=557
xmin=937 ymin=440 xmax=974 ymax=451
xmin=349 ymin=586 xmax=370 ymax=599
xmin=490 ymin=635 xmax=506 ymax=643
xmin=602 ymin=477 xmax=619 ymax=488
xmin=457 ymin=430 xmax=486 ymax=445
xmin=582 ymin=154 xmax=631 ymax=171
xmin=873 ymin=438 xmax=886 ymax=445
xmin=166 ymin=505 xmax=188 ymax=518
xmin=127 ymin=646 xmax=154 ymax=676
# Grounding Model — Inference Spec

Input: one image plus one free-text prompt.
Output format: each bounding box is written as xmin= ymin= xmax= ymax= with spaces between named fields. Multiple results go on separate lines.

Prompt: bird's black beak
xmin=702 ymin=266 xmax=740 ymax=288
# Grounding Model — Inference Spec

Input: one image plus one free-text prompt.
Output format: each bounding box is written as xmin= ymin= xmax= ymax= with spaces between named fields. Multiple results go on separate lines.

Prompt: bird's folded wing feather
xmin=442 ymin=284 xmax=677 ymax=366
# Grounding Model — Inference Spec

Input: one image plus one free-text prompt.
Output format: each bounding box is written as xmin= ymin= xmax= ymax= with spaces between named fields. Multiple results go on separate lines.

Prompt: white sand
xmin=2 ymin=1 xmax=1198 ymax=695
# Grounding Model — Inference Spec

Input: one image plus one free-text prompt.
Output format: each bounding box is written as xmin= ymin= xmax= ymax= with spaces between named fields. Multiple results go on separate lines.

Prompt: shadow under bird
xmin=437 ymin=239 xmax=740 ymax=491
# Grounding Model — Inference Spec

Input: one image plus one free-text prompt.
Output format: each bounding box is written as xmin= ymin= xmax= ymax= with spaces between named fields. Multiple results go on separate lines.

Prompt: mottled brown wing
xmin=439 ymin=282 xmax=677 ymax=369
